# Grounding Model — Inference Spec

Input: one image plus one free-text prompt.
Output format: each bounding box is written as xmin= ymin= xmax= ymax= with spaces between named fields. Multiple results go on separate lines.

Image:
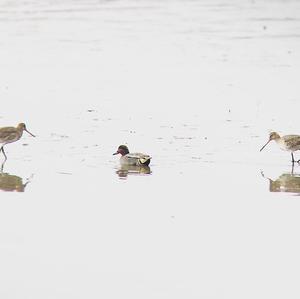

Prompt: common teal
xmin=0 ymin=123 xmax=35 ymax=162
xmin=113 ymin=145 xmax=151 ymax=166
xmin=260 ymin=132 xmax=300 ymax=163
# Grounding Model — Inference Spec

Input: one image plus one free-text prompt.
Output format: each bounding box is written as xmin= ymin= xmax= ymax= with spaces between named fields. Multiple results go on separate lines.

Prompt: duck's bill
xmin=25 ymin=129 xmax=35 ymax=137
xmin=113 ymin=151 xmax=119 ymax=155
xmin=260 ymin=140 xmax=270 ymax=152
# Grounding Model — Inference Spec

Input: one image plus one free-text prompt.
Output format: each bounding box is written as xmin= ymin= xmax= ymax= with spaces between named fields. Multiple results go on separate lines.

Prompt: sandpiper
xmin=260 ymin=132 xmax=300 ymax=163
xmin=0 ymin=123 xmax=35 ymax=161
xmin=113 ymin=145 xmax=151 ymax=166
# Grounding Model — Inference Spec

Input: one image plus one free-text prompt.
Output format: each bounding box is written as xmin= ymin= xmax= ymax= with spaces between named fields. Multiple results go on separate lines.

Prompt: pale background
xmin=0 ymin=0 xmax=300 ymax=298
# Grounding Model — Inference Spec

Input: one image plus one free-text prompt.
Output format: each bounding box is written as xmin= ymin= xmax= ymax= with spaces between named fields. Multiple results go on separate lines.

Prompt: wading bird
xmin=260 ymin=132 xmax=300 ymax=163
xmin=0 ymin=123 xmax=35 ymax=162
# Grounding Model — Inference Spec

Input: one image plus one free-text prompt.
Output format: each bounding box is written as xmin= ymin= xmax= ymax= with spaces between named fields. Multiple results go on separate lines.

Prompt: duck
xmin=113 ymin=145 xmax=151 ymax=166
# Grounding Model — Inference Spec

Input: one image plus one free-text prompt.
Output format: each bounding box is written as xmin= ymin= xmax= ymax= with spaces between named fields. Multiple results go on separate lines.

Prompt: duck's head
xmin=113 ymin=145 xmax=129 ymax=156
xmin=260 ymin=132 xmax=280 ymax=152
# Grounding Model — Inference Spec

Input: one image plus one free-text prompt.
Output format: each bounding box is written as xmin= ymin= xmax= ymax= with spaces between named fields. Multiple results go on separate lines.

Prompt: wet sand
xmin=0 ymin=0 xmax=300 ymax=298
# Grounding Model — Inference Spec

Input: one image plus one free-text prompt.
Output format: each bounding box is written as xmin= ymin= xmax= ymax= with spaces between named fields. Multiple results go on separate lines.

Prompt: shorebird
xmin=0 ymin=123 xmax=35 ymax=161
xmin=113 ymin=145 xmax=151 ymax=166
xmin=260 ymin=132 xmax=300 ymax=163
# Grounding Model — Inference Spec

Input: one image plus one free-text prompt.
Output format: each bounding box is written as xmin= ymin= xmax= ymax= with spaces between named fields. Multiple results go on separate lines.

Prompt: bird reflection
xmin=0 ymin=161 xmax=31 ymax=192
xmin=0 ymin=172 xmax=29 ymax=192
xmin=116 ymin=165 xmax=152 ymax=179
xmin=261 ymin=167 xmax=300 ymax=194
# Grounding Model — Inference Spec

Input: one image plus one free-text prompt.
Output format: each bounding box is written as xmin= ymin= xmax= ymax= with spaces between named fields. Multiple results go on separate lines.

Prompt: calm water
xmin=0 ymin=0 xmax=300 ymax=298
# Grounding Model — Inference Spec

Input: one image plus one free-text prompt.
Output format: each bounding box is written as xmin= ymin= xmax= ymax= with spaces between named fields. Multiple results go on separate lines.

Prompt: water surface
xmin=0 ymin=0 xmax=300 ymax=298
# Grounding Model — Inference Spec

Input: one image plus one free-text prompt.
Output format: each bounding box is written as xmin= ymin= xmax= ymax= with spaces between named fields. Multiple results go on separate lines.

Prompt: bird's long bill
xmin=260 ymin=139 xmax=271 ymax=152
xmin=24 ymin=128 xmax=35 ymax=137
xmin=113 ymin=151 xmax=119 ymax=155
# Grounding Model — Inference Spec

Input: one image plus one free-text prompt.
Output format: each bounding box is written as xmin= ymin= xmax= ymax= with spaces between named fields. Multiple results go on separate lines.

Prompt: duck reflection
xmin=116 ymin=165 xmax=152 ymax=179
xmin=261 ymin=168 xmax=300 ymax=194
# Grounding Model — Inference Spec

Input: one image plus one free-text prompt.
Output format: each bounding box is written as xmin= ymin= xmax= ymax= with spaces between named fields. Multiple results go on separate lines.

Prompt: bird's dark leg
xmin=0 ymin=147 xmax=6 ymax=173
xmin=292 ymin=152 xmax=300 ymax=164
xmin=291 ymin=152 xmax=295 ymax=163
xmin=0 ymin=147 xmax=7 ymax=162
xmin=0 ymin=161 xmax=5 ymax=173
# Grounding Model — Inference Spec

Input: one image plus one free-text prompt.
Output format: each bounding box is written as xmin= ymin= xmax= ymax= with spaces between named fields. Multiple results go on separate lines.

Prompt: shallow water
xmin=1 ymin=0 xmax=300 ymax=298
